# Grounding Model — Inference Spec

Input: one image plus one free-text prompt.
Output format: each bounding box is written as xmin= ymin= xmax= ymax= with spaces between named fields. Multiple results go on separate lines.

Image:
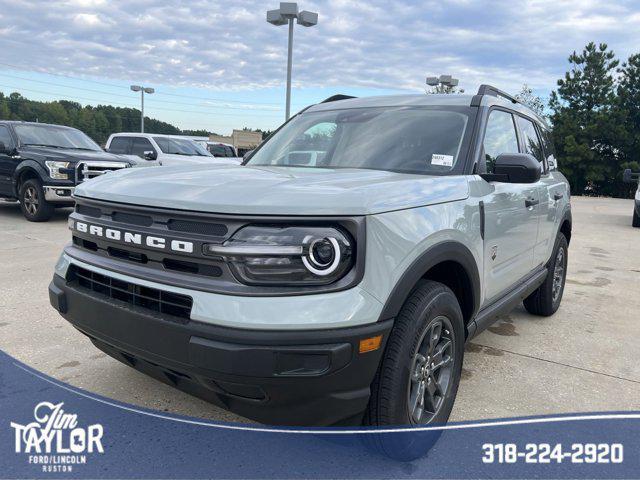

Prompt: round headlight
xmin=310 ymin=238 xmax=335 ymax=266
xmin=303 ymin=236 xmax=341 ymax=276
xmin=206 ymin=225 xmax=354 ymax=287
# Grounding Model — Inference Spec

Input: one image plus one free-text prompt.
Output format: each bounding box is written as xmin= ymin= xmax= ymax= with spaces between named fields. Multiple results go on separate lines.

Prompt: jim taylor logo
xmin=10 ymin=401 xmax=104 ymax=473
xmin=73 ymin=220 xmax=194 ymax=253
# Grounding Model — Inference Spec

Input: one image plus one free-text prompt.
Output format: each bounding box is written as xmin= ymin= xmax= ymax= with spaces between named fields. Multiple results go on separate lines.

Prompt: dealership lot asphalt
xmin=1 ymin=196 xmax=639 ymax=424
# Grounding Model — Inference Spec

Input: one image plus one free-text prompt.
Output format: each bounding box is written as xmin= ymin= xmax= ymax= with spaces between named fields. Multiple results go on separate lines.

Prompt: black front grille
xmin=167 ymin=219 xmax=227 ymax=236
xmin=76 ymin=205 xmax=102 ymax=218
xmin=112 ymin=211 xmax=153 ymax=227
xmin=67 ymin=265 xmax=192 ymax=322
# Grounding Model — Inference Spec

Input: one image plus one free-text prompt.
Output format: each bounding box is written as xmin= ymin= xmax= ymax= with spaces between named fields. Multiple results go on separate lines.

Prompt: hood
xmin=75 ymin=165 xmax=470 ymax=216
xmin=19 ymin=146 xmax=132 ymax=165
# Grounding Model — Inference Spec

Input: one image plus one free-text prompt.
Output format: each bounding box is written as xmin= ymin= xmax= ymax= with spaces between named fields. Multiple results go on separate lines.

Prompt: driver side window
xmin=0 ymin=126 xmax=13 ymax=150
xmin=130 ymin=137 xmax=156 ymax=158
xmin=482 ymin=110 xmax=519 ymax=174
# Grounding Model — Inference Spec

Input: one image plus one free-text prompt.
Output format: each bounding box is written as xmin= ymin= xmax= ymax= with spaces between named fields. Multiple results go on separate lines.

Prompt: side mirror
xmin=143 ymin=150 xmax=157 ymax=161
xmin=482 ymin=153 xmax=541 ymax=184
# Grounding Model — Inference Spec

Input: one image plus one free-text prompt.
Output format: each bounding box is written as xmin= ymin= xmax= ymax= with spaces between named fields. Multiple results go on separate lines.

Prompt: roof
xmin=306 ymin=94 xmax=475 ymax=112
xmin=304 ymin=91 xmax=549 ymax=128
xmin=0 ymin=120 xmax=78 ymax=129
xmin=109 ymin=132 xmax=200 ymax=140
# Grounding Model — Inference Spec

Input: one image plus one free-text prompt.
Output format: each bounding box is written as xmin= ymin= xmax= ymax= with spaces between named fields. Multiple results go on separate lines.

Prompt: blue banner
xmin=1 ymin=349 xmax=639 ymax=479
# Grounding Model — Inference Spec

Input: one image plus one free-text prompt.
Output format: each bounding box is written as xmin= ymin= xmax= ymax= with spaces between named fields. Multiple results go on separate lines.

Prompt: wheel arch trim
xmin=378 ymin=241 xmax=481 ymax=323
xmin=559 ymin=207 xmax=572 ymax=243
xmin=13 ymin=161 xmax=48 ymax=196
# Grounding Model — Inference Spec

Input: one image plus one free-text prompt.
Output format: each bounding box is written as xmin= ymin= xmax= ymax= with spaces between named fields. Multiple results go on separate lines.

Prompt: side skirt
xmin=468 ymin=267 xmax=548 ymax=339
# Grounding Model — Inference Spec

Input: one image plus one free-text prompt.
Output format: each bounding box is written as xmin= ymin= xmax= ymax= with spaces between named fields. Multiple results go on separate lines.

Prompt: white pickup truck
xmin=105 ymin=133 xmax=240 ymax=167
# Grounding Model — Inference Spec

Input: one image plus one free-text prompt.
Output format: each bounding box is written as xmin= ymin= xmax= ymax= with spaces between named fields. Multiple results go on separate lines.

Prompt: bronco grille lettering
xmin=73 ymin=221 xmax=194 ymax=254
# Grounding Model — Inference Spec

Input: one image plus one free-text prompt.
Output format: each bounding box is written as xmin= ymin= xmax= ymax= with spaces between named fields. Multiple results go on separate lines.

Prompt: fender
xmin=12 ymin=160 xmax=49 ymax=196
xmin=378 ymin=241 xmax=481 ymax=323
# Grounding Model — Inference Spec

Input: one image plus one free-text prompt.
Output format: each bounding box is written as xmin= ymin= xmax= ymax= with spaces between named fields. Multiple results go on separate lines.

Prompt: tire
xmin=523 ymin=232 xmax=568 ymax=316
xmin=19 ymin=178 xmax=54 ymax=222
xmin=633 ymin=208 xmax=640 ymax=228
xmin=363 ymin=280 xmax=465 ymax=460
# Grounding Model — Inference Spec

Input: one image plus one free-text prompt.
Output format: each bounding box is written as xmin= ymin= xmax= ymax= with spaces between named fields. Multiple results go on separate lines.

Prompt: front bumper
xmin=44 ymin=186 xmax=75 ymax=203
xmin=49 ymin=273 xmax=392 ymax=426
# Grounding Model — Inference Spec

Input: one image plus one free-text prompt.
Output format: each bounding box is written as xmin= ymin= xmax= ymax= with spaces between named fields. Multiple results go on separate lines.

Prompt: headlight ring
xmin=303 ymin=236 xmax=341 ymax=276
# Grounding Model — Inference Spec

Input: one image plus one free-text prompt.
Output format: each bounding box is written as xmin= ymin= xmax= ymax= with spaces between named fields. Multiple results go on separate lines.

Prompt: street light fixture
xmin=426 ymin=75 xmax=462 ymax=93
xmin=130 ymin=85 xmax=155 ymax=133
xmin=267 ymin=2 xmax=318 ymax=120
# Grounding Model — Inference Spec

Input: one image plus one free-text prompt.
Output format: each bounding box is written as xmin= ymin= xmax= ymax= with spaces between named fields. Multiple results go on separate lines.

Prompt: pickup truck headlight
xmin=204 ymin=225 xmax=354 ymax=286
xmin=45 ymin=161 xmax=71 ymax=180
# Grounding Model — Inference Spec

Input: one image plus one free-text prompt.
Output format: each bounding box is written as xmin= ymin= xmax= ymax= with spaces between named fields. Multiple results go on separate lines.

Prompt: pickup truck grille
xmin=76 ymin=162 xmax=128 ymax=183
xmin=67 ymin=265 xmax=193 ymax=322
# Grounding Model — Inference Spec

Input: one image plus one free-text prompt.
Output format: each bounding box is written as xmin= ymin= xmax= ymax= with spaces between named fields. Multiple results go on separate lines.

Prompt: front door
xmin=480 ymin=109 xmax=540 ymax=303
xmin=0 ymin=125 xmax=17 ymax=196
xmin=517 ymin=118 xmax=561 ymax=267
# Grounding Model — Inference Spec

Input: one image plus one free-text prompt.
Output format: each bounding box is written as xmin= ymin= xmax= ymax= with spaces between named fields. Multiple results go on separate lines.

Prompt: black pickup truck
xmin=0 ymin=121 xmax=131 ymax=221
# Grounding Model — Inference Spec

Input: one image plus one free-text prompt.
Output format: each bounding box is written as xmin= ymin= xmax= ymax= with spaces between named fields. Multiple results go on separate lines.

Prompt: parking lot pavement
xmin=1 ymin=196 xmax=639 ymax=424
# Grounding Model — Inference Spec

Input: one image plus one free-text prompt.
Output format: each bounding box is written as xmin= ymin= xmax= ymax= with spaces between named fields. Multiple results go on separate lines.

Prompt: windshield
xmin=209 ymin=144 xmax=236 ymax=157
xmin=14 ymin=124 xmax=101 ymax=151
xmin=246 ymin=107 xmax=470 ymax=174
xmin=153 ymin=137 xmax=212 ymax=156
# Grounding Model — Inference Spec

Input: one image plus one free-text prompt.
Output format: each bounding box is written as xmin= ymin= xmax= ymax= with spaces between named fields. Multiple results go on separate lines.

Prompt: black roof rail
xmin=321 ymin=94 xmax=357 ymax=103
xmin=471 ymin=84 xmax=519 ymax=106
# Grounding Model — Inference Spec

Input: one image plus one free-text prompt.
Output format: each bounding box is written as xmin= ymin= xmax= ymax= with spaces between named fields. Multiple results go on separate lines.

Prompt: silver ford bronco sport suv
xmin=49 ymin=85 xmax=571 ymax=431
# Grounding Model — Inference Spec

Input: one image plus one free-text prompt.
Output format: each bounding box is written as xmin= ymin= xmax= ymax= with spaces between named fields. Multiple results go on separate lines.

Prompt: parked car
xmin=202 ymin=142 xmax=242 ymax=163
xmin=105 ymin=133 xmax=239 ymax=166
xmin=623 ymin=168 xmax=640 ymax=227
xmin=50 ymin=85 xmax=571 ymax=458
xmin=0 ymin=121 xmax=131 ymax=221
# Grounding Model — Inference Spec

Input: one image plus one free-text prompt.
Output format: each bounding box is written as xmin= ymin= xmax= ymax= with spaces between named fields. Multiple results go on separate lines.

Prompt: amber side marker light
xmin=359 ymin=335 xmax=383 ymax=353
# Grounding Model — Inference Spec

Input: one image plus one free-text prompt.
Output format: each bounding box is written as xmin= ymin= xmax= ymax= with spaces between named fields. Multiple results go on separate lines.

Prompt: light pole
xmin=130 ymin=85 xmax=155 ymax=132
xmin=426 ymin=75 xmax=463 ymax=94
xmin=267 ymin=2 xmax=318 ymax=120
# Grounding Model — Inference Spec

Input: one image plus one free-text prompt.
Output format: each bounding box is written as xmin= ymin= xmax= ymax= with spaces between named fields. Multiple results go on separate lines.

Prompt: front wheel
xmin=524 ymin=233 xmax=568 ymax=316
xmin=19 ymin=179 xmax=54 ymax=222
xmin=633 ymin=208 xmax=640 ymax=228
xmin=363 ymin=280 xmax=465 ymax=460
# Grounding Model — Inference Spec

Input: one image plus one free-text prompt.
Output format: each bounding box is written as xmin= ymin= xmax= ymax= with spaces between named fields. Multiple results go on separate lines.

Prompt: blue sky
xmin=0 ymin=0 xmax=639 ymax=134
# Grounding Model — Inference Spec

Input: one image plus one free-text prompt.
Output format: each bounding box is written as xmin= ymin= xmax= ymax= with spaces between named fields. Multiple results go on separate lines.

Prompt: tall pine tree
xmin=617 ymin=53 xmax=640 ymax=196
xmin=549 ymin=42 xmax=625 ymax=196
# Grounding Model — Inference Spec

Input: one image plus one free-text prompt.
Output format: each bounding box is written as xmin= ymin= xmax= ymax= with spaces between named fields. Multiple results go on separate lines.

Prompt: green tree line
xmin=0 ymin=92 xmax=218 ymax=145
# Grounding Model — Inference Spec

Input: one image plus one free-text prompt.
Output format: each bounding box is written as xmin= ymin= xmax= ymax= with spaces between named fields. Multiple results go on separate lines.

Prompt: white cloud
xmin=0 ymin=0 xmax=639 ymax=96
xmin=73 ymin=13 xmax=102 ymax=27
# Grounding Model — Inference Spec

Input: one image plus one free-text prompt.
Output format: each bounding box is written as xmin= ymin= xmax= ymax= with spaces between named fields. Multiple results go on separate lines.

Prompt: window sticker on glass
xmin=431 ymin=154 xmax=454 ymax=167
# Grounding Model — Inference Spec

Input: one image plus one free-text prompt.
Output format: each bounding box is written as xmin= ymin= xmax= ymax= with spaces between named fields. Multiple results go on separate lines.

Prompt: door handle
xmin=525 ymin=197 xmax=539 ymax=208
xmin=553 ymin=192 xmax=563 ymax=201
